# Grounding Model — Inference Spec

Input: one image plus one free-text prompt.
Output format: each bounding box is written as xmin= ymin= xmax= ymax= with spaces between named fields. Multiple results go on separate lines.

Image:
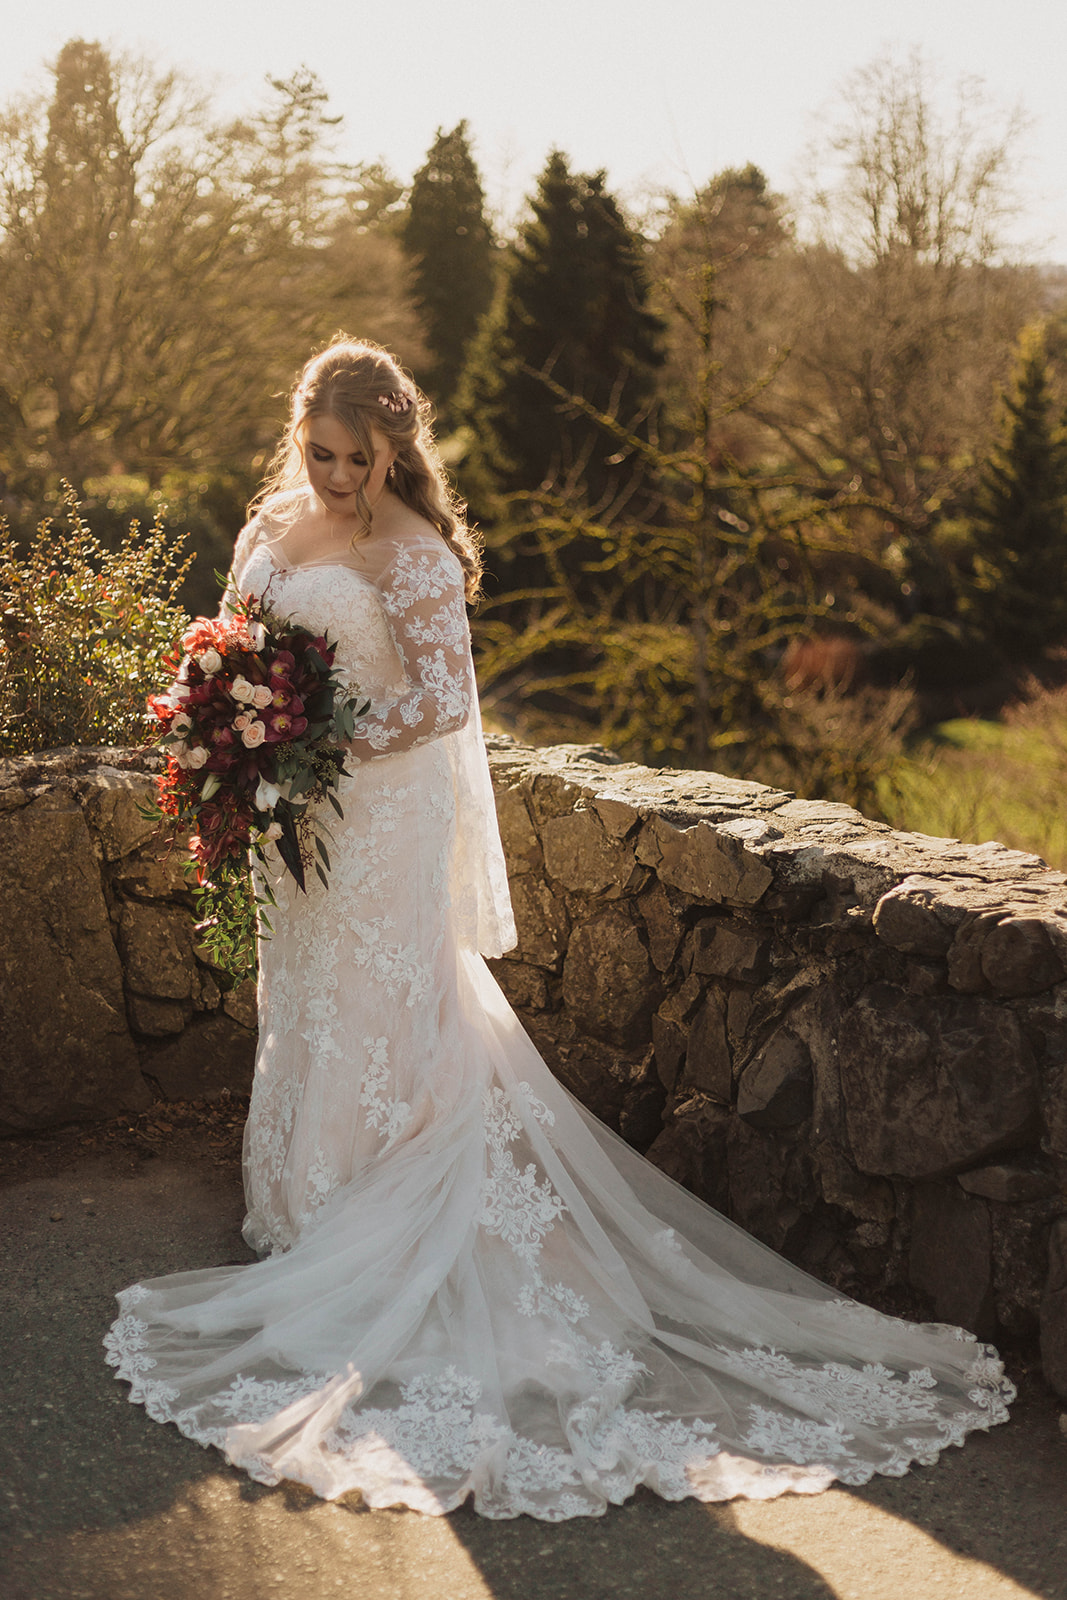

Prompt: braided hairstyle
xmin=253 ymin=335 xmax=482 ymax=602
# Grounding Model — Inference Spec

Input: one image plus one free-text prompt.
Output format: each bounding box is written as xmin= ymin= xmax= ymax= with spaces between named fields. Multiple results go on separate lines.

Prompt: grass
xmin=881 ymin=691 xmax=1067 ymax=871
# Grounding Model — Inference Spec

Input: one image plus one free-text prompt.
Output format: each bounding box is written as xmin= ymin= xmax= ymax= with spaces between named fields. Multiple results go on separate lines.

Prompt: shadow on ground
xmin=1 ymin=1114 xmax=1063 ymax=1600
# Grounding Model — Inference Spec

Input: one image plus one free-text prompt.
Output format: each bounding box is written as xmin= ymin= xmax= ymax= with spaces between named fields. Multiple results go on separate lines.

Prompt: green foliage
xmin=0 ymin=43 xmax=425 ymax=500
xmin=965 ymin=323 xmax=1067 ymax=656
xmin=190 ymin=865 xmax=266 ymax=987
xmin=457 ymin=151 xmax=664 ymax=510
xmin=882 ymin=688 xmax=1067 ymax=870
xmin=0 ymin=486 xmax=191 ymax=754
xmin=403 ymin=122 xmax=495 ymax=416
xmin=472 ymin=162 xmax=914 ymax=805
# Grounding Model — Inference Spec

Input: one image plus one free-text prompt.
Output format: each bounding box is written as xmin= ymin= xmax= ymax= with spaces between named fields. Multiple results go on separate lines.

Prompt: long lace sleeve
xmin=347 ymin=542 xmax=473 ymax=761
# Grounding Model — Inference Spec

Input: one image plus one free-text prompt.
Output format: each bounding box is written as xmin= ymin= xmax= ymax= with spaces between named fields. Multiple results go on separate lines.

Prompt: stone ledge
xmin=484 ymin=735 xmax=1067 ymax=1399
xmin=2 ymin=739 xmax=1066 ymax=1398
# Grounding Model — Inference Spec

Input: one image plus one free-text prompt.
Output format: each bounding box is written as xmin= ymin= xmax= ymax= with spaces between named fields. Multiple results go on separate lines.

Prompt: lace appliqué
xmin=477 ymin=1084 xmax=566 ymax=1267
xmin=360 ymin=1036 xmax=413 ymax=1147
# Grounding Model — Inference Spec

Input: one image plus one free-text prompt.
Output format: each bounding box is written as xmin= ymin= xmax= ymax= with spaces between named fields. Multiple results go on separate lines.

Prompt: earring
xmin=387 ymin=463 xmax=397 ymax=483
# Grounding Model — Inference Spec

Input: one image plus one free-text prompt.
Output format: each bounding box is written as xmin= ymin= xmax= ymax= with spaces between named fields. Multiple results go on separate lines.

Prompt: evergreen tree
xmin=402 ymin=122 xmax=494 ymax=413
xmin=458 ymin=151 xmax=663 ymax=506
xmin=968 ymin=323 xmax=1067 ymax=657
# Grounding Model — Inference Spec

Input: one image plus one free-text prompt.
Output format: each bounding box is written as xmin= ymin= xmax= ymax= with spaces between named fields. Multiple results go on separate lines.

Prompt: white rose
xmin=171 ymin=712 xmax=192 ymax=736
xmin=251 ymin=684 xmax=273 ymax=710
xmin=186 ymin=746 xmax=210 ymax=769
xmin=196 ymin=648 xmax=222 ymax=675
xmin=241 ymin=719 xmax=267 ymax=748
xmin=170 ymin=684 xmax=191 ymax=705
xmin=231 ymin=675 xmax=255 ymax=703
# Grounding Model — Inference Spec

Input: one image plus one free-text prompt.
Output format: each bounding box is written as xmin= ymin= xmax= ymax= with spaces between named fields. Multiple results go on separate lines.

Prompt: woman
xmin=106 ymin=338 xmax=1013 ymax=1521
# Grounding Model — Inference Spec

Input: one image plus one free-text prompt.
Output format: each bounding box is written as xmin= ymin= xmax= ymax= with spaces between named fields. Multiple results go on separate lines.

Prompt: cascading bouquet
xmin=145 ymin=585 xmax=368 ymax=981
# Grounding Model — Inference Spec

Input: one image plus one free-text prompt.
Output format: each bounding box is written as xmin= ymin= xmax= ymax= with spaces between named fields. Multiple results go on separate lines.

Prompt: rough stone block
xmin=651 ymin=1013 xmax=687 ymax=1091
xmin=591 ymin=794 xmax=641 ymax=839
xmin=873 ymin=878 xmax=958 ymax=957
xmin=726 ymin=1118 xmax=810 ymax=1254
xmin=1040 ymin=1218 xmax=1067 ymax=1401
xmin=222 ymin=978 xmax=258 ymax=1030
xmin=0 ymin=791 xmax=146 ymax=1131
xmin=947 ymin=912 xmax=1001 ymax=992
xmin=618 ymin=1050 xmax=667 ymax=1152
xmin=519 ymin=1010 xmax=631 ymax=1130
xmin=142 ymin=1012 xmax=256 ymax=1101
xmin=811 ymin=1140 xmax=896 ymax=1229
xmin=487 ymin=958 xmax=550 ymax=1013
xmin=541 ymin=807 xmax=639 ymax=897
xmin=909 ymin=1182 xmax=996 ymax=1338
xmin=656 ymin=973 xmax=704 ymax=1029
xmin=839 ymin=983 xmax=1040 ymax=1178
xmin=494 ymin=784 xmax=543 ymax=876
xmin=112 ymin=842 xmax=192 ymax=902
xmin=127 ymin=995 xmax=188 ymax=1037
xmin=737 ymin=1030 xmax=813 ymax=1129
xmin=506 ymin=876 xmax=569 ymax=971
xmin=646 ymin=1096 xmax=730 ymax=1212
xmin=73 ymin=768 xmax=157 ymax=862
xmin=980 ymin=916 xmax=1065 ymax=997
xmin=636 ymin=879 xmax=683 ymax=972
xmin=119 ymin=902 xmax=198 ymax=1001
xmin=957 ymin=1159 xmax=1060 ymax=1203
xmin=684 ymin=992 xmax=731 ymax=1102
xmin=991 ymin=1198 xmax=1062 ymax=1338
xmin=726 ymin=988 xmax=755 ymax=1044
xmin=561 ymin=909 xmax=660 ymax=1046
xmin=690 ymin=920 xmax=766 ymax=982
xmin=636 ymin=816 xmax=772 ymax=905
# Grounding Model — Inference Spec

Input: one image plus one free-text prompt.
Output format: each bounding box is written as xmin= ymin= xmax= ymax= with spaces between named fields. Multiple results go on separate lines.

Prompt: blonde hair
xmin=252 ymin=336 xmax=482 ymax=602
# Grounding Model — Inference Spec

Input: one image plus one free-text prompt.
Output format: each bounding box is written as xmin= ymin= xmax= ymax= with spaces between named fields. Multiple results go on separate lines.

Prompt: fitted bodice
xmin=237 ymin=546 xmax=408 ymax=705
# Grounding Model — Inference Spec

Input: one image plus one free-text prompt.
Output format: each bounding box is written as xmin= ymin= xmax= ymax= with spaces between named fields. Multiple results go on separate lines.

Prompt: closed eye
xmin=311 ymin=448 xmax=367 ymax=467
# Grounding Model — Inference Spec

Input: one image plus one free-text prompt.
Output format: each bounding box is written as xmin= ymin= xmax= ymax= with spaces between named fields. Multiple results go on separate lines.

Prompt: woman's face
xmin=301 ymin=413 xmax=396 ymax=516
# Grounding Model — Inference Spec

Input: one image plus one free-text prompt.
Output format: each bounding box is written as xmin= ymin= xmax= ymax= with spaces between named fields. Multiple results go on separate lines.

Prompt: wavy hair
xmin=252 ymin=336 xmax=482 ymax=601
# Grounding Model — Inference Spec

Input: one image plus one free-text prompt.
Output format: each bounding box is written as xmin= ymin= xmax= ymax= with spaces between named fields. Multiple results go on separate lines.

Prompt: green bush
xmin=0 ymin=486 xmax=191 ymax=755
xmin=880 ymin=680 xmax=1067 ymax=871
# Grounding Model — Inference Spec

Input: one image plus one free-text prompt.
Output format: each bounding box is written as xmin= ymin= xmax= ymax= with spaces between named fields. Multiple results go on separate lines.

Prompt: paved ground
xmin=2 ymin=1110 xmax=1066 ymax=1600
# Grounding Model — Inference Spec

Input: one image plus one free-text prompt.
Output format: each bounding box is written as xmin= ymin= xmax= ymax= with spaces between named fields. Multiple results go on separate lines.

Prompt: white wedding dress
xmin=105 ymin=516 xmax=1014 ymax=1520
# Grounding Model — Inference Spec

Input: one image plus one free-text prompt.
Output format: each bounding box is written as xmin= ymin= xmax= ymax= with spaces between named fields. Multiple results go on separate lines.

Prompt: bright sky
xmin=4 ymin=0 xmax=1067 ymax=257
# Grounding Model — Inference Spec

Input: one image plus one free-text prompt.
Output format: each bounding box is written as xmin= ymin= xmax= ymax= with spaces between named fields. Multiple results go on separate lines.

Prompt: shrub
xmin=0 ymin=486 xmax=191 ymax=755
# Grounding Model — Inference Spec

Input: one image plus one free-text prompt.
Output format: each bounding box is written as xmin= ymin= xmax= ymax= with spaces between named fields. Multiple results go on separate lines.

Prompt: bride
xmin=105 ymin=337 xmax=1013 ymax=1521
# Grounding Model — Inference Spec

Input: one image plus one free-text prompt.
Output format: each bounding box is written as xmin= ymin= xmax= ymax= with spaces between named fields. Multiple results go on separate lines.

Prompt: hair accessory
xmin=378 ymin=390 xmax=413 ymax=415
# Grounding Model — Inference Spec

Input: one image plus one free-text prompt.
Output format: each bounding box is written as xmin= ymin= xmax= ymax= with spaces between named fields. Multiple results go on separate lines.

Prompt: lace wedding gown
xmin=106 ymin=518 xmax=1014 ymax=1520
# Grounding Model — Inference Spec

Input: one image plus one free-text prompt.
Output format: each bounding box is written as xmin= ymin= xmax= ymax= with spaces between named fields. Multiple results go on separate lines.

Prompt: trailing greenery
xmin=0 ymin=486 xmax=191 ymax=755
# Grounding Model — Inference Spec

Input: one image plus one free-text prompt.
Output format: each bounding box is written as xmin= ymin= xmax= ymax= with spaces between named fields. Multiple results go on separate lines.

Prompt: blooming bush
xmin=0 ymin=485 xmax=192 ymax=755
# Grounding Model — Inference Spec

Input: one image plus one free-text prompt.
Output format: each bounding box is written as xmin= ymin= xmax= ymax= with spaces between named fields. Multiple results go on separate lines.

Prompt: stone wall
xmin=2 ymin=741 xmax=1066 ymax=1398
xmin=0 ymin=749 xmax=256 ymax=1133
xmin=483 ymin=738 xmax=1067 ymax=1401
